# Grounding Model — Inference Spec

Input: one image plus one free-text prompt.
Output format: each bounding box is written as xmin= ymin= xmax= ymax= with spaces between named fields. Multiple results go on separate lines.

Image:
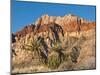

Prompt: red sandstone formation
xmin=13 ymin=14 xmax=96 ymax=40
xmin=15 ymin=24 xmax=35 ymax=39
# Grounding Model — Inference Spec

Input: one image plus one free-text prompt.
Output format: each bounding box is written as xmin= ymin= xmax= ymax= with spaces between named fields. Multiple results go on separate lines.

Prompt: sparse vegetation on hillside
xmin=12 ymin=14 xmax=96 ymax=73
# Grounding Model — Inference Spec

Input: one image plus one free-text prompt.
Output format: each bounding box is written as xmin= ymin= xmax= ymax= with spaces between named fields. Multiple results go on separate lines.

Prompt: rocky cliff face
xmin=12 ymin=14 xmax=96 ymax=73
xmin=35 ymin=14 xmax=95 ymax=32
xmin=13 ymin=14 xmax=95 ymax=41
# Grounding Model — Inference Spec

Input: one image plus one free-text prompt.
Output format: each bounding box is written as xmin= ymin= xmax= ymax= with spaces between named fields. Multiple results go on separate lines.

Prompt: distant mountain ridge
xmin=13 ymin=14 xmax=95 ymax=40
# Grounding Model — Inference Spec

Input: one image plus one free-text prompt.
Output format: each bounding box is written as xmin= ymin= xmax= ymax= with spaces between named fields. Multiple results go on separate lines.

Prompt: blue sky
xmin=11 ymin=1 xmax=96 ymax=32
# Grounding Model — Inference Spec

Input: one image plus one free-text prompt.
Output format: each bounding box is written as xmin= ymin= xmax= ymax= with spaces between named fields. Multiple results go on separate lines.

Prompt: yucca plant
xmin=23 ymin=37 xmax=47 ymax=64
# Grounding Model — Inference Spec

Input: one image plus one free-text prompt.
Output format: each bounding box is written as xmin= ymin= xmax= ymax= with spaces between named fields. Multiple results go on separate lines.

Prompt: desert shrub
xmin=48 ymin=41 xmax=66 ymax=69
xmin=70 ymin=46 xmax=81 ymax=63
xmin=47 ymin=52 xmax=69 ymax=69
xmin=48 ymin=53 xmax=61 ymax=69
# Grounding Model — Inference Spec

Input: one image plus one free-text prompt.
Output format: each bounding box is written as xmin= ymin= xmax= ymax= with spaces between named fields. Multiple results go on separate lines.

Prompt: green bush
xmin=47 ymin=41 xmax=67 ymax=69
xmin=48 ymin=53 xmax=61 ymax=69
